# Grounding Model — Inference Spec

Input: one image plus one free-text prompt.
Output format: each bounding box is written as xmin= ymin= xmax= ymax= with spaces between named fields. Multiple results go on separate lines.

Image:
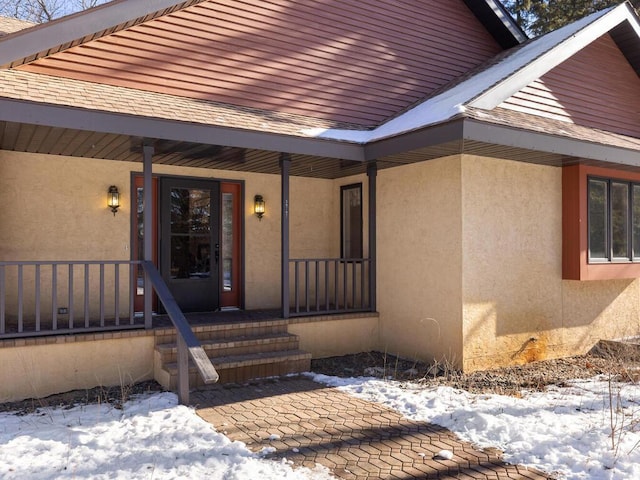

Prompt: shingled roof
xmin=0 ymin=0 xmax=639 ymax=176
xmin=0 ymin=16 xmax=35 ymax=37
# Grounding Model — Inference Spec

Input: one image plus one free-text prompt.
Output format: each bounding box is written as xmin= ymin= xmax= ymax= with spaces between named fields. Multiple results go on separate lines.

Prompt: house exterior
xmin=2 ymin=0 xmax=640 ymax=402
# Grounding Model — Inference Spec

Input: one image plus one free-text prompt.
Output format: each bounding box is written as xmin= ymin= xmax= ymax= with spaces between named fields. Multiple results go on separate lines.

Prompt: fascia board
xmin=463 ymin=118 xmax=640 ymax=167
xmin=470 ymin=5 xmax=637 ymax=110
xmin=0 ymin=0 xmax=193 ymax=68
xmin=0 ymin=97 xmax=365 ymax=161
xmin=483 ymin=0 xmax=528 ymax=43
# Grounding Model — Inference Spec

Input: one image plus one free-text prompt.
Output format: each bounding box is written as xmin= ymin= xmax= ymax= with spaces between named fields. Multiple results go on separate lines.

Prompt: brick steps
xmin=154 ymin=318 xmax=311 ymax=390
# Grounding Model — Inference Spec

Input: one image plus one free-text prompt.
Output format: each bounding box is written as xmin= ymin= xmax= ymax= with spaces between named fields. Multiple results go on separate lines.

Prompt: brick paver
xmin=193 ymin=377 xmax=552 ymax=480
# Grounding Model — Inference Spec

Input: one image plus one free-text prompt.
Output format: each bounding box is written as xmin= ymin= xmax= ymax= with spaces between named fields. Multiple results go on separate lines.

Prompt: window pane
xmin=341 ymin=185 xmax=362 ymax=258
xmin=634 ymin=185 xmax=640 ymax=259
xmin=611 ymin=182 xmax=629 ymax=258
xmin=588 ymin=179 xmax=607 ymax=259
xmin=170 ymin=236 xmax=211 ymax=279
xmin=222 ymin=192 xmax=233 ymax=291
xmin=170 ymin=188 xmax=210 ymax=234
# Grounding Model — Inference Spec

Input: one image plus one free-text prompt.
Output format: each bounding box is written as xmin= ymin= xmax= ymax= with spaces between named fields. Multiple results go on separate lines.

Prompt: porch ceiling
xmin=4 ymin=106 xmax=640 ymax=178
xmin=0 ymin=120 xmax=369 ymax=179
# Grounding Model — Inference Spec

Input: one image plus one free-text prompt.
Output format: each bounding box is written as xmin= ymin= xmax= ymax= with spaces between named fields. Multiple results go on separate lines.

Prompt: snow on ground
xmin=0 ymin=392 xmax=334 ymax=480
xmin=312 ymin=373 xmax=640 ymax=480
xmin=2 ymin=375 xmax=640 ymax=479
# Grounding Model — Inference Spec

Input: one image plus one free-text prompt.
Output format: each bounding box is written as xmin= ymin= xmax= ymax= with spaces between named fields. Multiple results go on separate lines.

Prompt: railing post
xmin=143 ymin=143 xmax=154 ymax=329
xmin=177 ymin=334 xmax=189 ymax=405
xmin=280 ymin=153 xmax=291 ymax=319
xmin=367 ymin=162 xmax=377 ymax=311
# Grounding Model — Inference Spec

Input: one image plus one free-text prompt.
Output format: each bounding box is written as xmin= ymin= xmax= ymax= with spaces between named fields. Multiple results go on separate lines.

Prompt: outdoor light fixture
xmin=107 ymin=185 xmax=120 ymax=216
xmin=254 ymin=194 xmax=265 ymax=220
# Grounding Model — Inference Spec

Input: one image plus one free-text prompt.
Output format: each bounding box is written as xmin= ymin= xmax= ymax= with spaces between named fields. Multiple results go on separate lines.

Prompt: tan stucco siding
xmin=0 ymin=151 xmax=337 ymax=311
xmin=460 ymin=155 xmax=640 ymax=371
xmin=0 ymin=334 xmax=155 ymax=402
xmin=288 ymin=314 xmax=379 ymax=358
xmin=376 ymin=156 xmax=463 ymax=366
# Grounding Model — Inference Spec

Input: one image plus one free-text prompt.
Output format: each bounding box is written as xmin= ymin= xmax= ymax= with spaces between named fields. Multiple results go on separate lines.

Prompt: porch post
xmin=143 ymin=144 xmax=154 ymax=329
xmin=367 ymin=162 xmax=377 ymax=312
xmin=280 ymin=153 xmax=291 ymax=319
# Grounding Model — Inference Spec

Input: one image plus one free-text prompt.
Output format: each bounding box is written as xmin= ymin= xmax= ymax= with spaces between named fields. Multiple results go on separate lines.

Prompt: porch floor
xmin=194 ymin=376 xmax=551 ymax=480
xmin=152 ymin=309 xmax=283 ymax=329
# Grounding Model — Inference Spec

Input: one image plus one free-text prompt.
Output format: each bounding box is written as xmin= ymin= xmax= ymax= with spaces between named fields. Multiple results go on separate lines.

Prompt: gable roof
xmin=7 ymin=0 xmax=517 ymax=128
xmin=0 ymin=1 xmax=639 ymax=177
xmin=0 ymin=1 xmax=203 ymax=68
xmin=307 ymin=2 xmax=640 ymax=143
xmin=0 ymin=0 xmax=525 ymax=70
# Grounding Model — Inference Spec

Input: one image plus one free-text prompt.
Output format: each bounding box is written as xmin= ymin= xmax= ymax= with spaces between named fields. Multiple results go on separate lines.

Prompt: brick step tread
xmin=164 ymin=349 xmax=311 ymax=375
xmin=156 ymin=332 xmax=298 ymax=353
xmin=155 ymin=319 xmax=288 ymax=336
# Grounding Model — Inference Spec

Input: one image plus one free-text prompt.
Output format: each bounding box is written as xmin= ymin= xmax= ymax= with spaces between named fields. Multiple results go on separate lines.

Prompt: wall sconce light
xmin=107 ymin=185 xmax=120 ymax=216
xmin=254 ymin=194 xmax=265 ymax=220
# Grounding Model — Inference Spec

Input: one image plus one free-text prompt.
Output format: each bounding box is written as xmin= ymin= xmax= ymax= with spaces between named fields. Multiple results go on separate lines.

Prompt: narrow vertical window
xmin=611 ymin=182 xmax=629 ymax=258
xmin=588 ymin=178 xmax=607 ymax=260
xmin=341 ymin=184 xmax=363 ymax=259
xmin=633 ymin=185 xmax=640 ymax=259
xmin=222 ymin=192 xmax=233 ymax=292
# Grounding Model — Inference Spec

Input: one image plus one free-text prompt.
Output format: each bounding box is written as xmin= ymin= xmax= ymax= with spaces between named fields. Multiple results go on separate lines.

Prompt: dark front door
xmin=160 ymin=178 xmax=220 ymax=312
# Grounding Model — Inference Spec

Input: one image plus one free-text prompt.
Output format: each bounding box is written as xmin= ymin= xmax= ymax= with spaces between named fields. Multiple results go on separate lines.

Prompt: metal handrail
xmin=141 ymin=261 xmax=218 ymax=404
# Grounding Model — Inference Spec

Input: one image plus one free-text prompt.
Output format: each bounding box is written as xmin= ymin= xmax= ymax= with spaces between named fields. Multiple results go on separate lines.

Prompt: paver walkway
xmin=194 ymin=376 xmax=552 ymax=480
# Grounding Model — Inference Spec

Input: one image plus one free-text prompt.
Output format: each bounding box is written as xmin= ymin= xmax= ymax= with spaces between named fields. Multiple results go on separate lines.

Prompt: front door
xmin=160 ymin=178 xmax=220 ymax=312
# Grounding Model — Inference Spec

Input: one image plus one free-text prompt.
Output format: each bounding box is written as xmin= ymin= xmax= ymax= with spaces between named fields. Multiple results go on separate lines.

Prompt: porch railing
xmin=0 ymin=259 xmax=218 ymax=404
xmin=289 ymin=257 xmax=371 ymax=316
xmin=0 ymin=260 xmax=143 ymax=338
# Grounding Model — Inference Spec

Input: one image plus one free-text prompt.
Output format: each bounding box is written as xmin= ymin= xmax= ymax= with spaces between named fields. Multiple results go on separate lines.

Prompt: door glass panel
xmin=170 ymin=188 xmax=210 ymax=234
xmin=170 ymin=236 xmax=211 ymax=279
xmin=222 ymin=192 xmax=233 ymax=291
xmin=588 ymin=179 xmax=607 ymax=260
xmin=611 ymin=181 xmax=629 ymax=259
xmin=169 ymin=188 xmax=212 ymax=280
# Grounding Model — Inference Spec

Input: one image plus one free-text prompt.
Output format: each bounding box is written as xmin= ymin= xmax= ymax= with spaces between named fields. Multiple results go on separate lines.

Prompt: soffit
xmin=15 ymin=0 xmax=504 ymax=127
xmin=5 ymin=108 xmax=640 ymax=179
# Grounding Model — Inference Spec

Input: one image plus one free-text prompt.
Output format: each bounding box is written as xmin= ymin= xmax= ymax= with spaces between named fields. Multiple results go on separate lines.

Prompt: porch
xmin=0 ymin=300 xmax=379 ymax=404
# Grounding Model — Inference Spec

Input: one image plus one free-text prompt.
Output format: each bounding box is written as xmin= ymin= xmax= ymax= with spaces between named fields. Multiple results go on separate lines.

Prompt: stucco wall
xmin=0 ymin=151 xmax=336 ymax=311
xmin=289 ymin=314 xmax=379 ymax=358
xmin=460 ymin=155 xmax=640 ymax=371
xmin=0 ymin=333 xmax=155 ymax=402
xmin=376 ymin=156 xmax=463 ymax=366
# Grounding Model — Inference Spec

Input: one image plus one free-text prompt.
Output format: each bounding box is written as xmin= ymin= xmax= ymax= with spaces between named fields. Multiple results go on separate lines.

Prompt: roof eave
xmin=470 ymin=3 xmax=639 ymax=110
xmin=0 ymin=97 xmax=365 ymax=161
xmin=0 ymin=0 xmax=204 ymax=68
xmin=463 ymin=0 xmax=528 ymax=48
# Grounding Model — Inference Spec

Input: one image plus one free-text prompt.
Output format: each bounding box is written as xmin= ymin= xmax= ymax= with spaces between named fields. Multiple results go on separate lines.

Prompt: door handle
xmin=215 ymin=243 xmax=220 ymax=264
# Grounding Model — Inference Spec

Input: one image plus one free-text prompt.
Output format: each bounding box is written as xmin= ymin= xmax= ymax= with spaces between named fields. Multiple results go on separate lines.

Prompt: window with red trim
xmin=563 ymin=165 xmax=640 ymax=280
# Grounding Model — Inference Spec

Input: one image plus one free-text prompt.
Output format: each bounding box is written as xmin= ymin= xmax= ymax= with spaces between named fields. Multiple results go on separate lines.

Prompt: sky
xmin=1 ymin=372 xmax=640 ymax=479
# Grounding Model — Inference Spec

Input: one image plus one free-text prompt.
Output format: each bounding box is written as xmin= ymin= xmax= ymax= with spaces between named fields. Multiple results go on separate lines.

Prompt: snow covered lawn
xmin=0 ymin=392 xmax=334 ymax=480
xmin=1 ymin=374 xmax=639 ymax=479
xmin=312 ymin=373 xmax=640 ymax=480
